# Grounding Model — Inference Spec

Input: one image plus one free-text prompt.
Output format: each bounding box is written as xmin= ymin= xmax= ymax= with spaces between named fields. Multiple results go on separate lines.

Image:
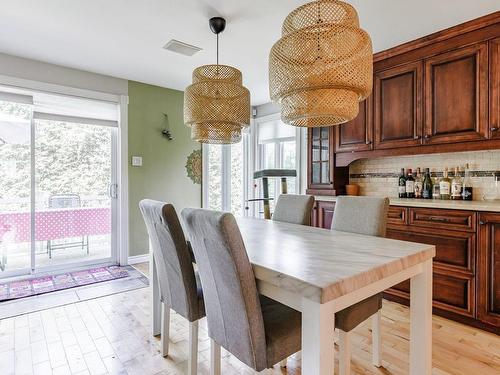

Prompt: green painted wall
xmin=128 ymin=81 xmax=201 ymax=256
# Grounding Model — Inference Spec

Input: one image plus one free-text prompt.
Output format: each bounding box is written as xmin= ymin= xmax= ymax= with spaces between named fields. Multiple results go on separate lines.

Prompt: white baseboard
xmin=128 ymin=254 xmax=149 ymax=265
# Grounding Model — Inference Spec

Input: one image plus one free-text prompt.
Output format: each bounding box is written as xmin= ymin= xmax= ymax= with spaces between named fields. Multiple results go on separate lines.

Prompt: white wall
xmin=0 ymin=53 xmax=128 ymax=95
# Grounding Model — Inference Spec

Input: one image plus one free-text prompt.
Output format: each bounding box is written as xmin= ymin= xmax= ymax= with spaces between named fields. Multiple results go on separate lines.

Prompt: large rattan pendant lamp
xmin=184 ymin=17 xmax=250 ymax=144
xmin=269 ymin=0 xmax=373 ymax=127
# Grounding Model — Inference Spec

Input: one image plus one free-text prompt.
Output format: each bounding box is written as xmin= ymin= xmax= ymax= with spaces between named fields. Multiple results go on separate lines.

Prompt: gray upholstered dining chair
xmin=331 ymin=196 xmax=390 ymax=375
xmin=272 ymin=194 xmax=315 ymax=225
xmin=139 ymin=200 xmax=204 ymax=375
xmin=182 ymin=208 xmax=302 ymax=374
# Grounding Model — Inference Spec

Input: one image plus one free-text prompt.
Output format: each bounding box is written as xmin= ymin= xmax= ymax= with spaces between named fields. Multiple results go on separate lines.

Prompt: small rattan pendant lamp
xmin=184 ymin=17 xmax=250 ymax=144
xmin=269 ymin=0 xmax=373 ymax=127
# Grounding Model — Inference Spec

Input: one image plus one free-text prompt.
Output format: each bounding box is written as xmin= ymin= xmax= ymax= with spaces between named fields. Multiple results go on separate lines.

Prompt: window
xmin=252 ymin=115 xmax=304 ymax=217
xmin=203 ymin=134 xmax=248 ymax=216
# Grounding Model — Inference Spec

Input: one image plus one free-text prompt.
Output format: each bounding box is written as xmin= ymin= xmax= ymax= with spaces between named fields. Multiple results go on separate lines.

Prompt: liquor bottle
xmin=414 ymin=167 xmax=423 ymax=198
xmin=451 ymin=166 xmax=463 ymax=200
xmin=462 ymin=163 xmax=473 ymax=201
xmin=398 ymin=168 xmax=406 ymax=198
xmin=439 ymin=168 xmax=451 ymax=200
xmin=406 ymin=169 xmax=415 ymax=198
xmin=422 ymin=168 xmax=433 ymax=199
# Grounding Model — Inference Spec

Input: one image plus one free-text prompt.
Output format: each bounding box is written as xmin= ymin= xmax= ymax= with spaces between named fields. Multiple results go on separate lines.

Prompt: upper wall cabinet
xmin=335 ymin=98 xmax=373 ymax=153
xmin=424 ymin=43 xmax=489 ymax=144
xmin=374 ymin=61 xmax=423 ymax=149
xmin=491 ymin=37 xmax=500 ymax=140
xmin=308 ymin=127 xmax=334 ymax=191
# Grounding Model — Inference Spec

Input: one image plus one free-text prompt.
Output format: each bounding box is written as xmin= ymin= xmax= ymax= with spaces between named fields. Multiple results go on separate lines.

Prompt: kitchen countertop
xmin=314 ymin=195 xmax=500 ymax=212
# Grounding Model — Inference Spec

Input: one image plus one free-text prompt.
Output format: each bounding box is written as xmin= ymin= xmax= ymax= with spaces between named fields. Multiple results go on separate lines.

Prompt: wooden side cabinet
xmin=490 ymin=37 xmax=500 ymax=140
xmin=478 ymin=212 xmax=500 ymax=328
xmin=335 ymin=97 xmax=373 ymax=153
xmin=424 ymin=43 xmax=489 ymax=144
xmin=307 ymin=127 xmax=334 ymax=193
xmin=374 ymin=61 xmax=423 ymax=149
xmin=317 ymin=201 xmax=335 ymax=229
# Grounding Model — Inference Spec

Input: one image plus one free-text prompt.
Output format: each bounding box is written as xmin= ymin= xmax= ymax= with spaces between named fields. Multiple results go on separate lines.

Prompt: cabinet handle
xmin=491 ymin=127 xmax=499 ymax=132
xmin=414 ymin=135 xmax=421 ymax=140
xmin=365 ymin=140 xmax=372 ymax=145
xmin=424 ymin=134 xmax=431 ymax=139
xmin=479 ymin=220 xmax=486 ymax=225
xmin=428 ymin=216 xmax=450 ymax=222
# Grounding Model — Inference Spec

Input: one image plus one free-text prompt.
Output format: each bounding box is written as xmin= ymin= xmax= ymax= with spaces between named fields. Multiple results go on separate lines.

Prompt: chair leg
xmin=188 ymin=321 xmax=198 ymax=375
xmin=161 ymin=302 xmax=170 ymax=357
xmin=279 ymin=358 xmax=287 ymax=368
xmin=210 ymin=338 xmax=221 ymax=375
xmin=372 ymin=310 xmax=382 ymax=367
xmin=339 ymin=330 xmax=351 ymax=375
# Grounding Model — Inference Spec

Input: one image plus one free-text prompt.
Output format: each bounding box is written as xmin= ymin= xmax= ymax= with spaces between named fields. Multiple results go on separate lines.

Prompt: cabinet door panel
xmin=490 ymin=37 xmax=500 ymax=139
xmin=374 ymin=61 xmax=423 ymax=149
xmin=424 ymin=43 xmax=488 ymax=144
xmin=307 ymin=127 xmax=334 ymax=191
xmin=318 ymin=201 xmax=335 ymax=229
xmin=478 ymin=213 xmax=500 ymax=326
xmin=335 ymin=98 xmax=373 ymax=152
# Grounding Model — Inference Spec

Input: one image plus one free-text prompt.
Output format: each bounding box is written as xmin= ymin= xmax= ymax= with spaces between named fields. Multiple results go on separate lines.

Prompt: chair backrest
xmin=139 ymin=199 xmax=200 ymax=322
xmin=272 ymin=194 xmax=315 ymax=225
xmin=182 ymin=208 xmax=267 ymax=370
xmin=331 ymin=196 xmax=390 ymax=237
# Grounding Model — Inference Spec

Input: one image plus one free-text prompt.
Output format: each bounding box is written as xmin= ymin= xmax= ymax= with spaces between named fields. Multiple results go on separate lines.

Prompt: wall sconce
xmin=162 ymin=113 xmax=174 ymax=141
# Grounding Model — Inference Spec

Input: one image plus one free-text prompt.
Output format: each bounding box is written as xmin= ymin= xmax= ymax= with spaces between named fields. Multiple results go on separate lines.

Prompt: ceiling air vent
xmin=163 ymin=39 xmax=202 ymax=56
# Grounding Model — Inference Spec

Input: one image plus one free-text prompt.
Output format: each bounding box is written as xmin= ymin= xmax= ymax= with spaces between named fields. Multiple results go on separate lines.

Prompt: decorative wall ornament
xmin=185 ymin=149 xmax=202 ymax=184
xmin=269 ymin=0 xmax=373 ymax=128
xmin=184 ymin=17 xmax=250 ymax=144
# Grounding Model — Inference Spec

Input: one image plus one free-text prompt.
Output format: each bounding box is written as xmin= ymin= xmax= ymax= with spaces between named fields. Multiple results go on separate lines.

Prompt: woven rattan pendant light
xmin=184 ymin=17 xmax=250 ymax=144
xmin=269 ymin=0 xmax=373 ymax=127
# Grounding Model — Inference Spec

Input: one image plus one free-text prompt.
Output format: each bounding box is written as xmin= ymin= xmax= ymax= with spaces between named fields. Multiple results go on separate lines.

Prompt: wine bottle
xmin=414 ymin=167 xmax=423 ymax=199
xmin=462 ymin=163 xmax=473 ymax=201
xmin=451 ymin=166 xmax=463 ymax=200
xmin=422 ymin=168 xmax=433 ymax=199
xmin=440 ymin=168 xmax=451 ymax=200
xmin=398 ymin=168 xmax=406 ymax=198
xmin=406 ymin=169 xmax=415 ymax=198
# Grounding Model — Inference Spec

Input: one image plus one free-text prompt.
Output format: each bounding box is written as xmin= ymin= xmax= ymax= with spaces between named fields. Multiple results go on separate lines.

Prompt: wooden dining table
xmin=149 ymin=217 xmax=435 ymax=375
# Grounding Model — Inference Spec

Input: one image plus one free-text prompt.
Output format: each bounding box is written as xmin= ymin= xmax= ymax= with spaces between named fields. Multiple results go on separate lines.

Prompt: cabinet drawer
xmin=387 ymin=206 xmax=408 ymax=226
xmin=387 ymin=228 xmax=475 ymax=274
xmin=387 ymin=272 xmax=475 ymax=317
xmin=409 ymin=208 xmax=476 ymax=232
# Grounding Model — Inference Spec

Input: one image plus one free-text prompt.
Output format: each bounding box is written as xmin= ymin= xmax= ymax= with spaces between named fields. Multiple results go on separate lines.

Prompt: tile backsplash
xmin=349 ymin=150 xmax=500 ymax=200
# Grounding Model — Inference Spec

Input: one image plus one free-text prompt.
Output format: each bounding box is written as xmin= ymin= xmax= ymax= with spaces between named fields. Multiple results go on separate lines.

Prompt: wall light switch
xmin=131 ymin=156 xmax=143 ymax=167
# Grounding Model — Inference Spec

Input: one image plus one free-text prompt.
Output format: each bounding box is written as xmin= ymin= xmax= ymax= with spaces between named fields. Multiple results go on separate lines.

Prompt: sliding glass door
xmin=0 ymin=89 xmax=119 ymax=278
xmin=0 ymin=97 xmax=33 ymax=274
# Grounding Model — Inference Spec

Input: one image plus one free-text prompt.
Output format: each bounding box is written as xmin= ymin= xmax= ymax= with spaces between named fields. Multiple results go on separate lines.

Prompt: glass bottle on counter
xmin=406 ymin=169 xmax=415 ymax=198
xmin=440 ymin=168 xmax=451 ymax=200
xmin=462 ymin=163 xmax=473 ymax=201
xmin=422 ymin=168 xmax=433 ymax=199
xmin=451 ymin=166 xmax=463 ymax=200
xmin=414 ymin=167 xmax=423 ymax=198
xmin=398 ymin=168 xmax=406 ymax=198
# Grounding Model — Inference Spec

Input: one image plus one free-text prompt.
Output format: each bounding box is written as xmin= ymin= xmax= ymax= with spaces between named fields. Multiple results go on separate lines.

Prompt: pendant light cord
xmin=216 ymin=33 xmax=219 ymax=66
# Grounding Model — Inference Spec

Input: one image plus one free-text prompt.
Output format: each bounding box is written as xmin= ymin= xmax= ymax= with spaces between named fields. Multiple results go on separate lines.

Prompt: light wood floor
xmin=0 ymin=263 xmax=498 ymax=375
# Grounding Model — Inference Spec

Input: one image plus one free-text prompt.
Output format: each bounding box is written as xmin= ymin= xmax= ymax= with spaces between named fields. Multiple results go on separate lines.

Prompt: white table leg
xmin=339 ymin=330 xmax=351 ymax=375
xmin=301 ymin=298 xmax=335 ymax=375
xmin=371 ymin=310 xmax=382 ymax=367
xmin=150 ymin=245 xmax=161 ymax=336
xmin=410 ymin=259 xmax=433 ymax=375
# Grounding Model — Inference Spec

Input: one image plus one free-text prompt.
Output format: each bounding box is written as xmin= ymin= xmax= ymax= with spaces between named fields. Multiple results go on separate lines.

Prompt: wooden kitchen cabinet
xmin=335 ymin=97 xmax=373 ymax=152
xmin=307 ymin=127 xmax=334 ymax=192
xmin=424 ymin=43 xmax=489 ymax=144
xmin=374 ymin=61 xmax=423 ymax=149
xmin=490 ymin=37 xmax=500 ymax=140
xmin=316 ymin=201 xmax=335 ymax=229
xmin=477 ymin=212 xmax=500 ymax=327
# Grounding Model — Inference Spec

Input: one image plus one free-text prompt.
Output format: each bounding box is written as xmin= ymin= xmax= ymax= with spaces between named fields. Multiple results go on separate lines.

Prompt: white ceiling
xmin=1 ymin=0 xmax=499 ymax=105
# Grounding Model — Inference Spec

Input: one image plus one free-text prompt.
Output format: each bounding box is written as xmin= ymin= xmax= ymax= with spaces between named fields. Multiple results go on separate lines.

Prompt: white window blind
xmin=257 ymin=119 xmax=295 ymax=144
